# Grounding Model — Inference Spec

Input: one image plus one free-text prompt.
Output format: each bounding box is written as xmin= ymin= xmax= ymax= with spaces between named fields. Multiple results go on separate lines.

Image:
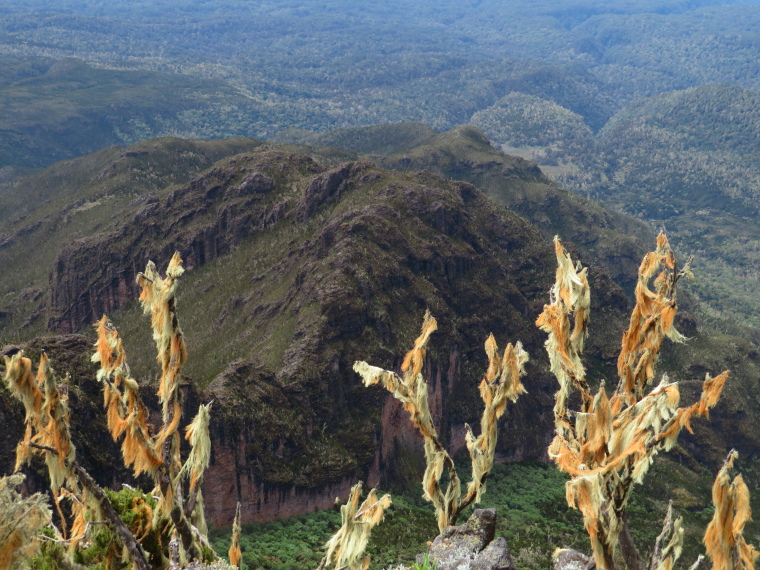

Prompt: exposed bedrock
xmin=3 ymin=147 xmax=745 ymax=527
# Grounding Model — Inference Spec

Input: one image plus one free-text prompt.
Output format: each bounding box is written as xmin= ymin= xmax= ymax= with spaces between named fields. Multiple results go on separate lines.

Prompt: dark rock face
xmin=420 ymin=509 xmax=515 ymax=570
xmin=224 ymin=172 xmax=275 ymax=199
xmin=295 ymin=161 xmax=368 ymax=221
xmin=202 ymin=359 xmax=361 ymax=524
xmin=47 ymin=152 xmax=320 ymax=334
xmin=28 ymin=147 xmax=635 ymax=528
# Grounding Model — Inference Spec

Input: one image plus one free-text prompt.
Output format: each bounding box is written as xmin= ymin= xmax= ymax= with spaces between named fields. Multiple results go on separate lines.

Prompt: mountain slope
xmin=2 ymin=130 xmax=758 ymax=533
xmin=0 ymin=136 xmax=627 ymax=526
xmin=598 ymin=84 xmax=760 ymax=215
xmin=0 ymin=136 xmax=263 ymax=335
xmin=281 ymin=124 xmax=655 ymax=295
xmin=473 ymin=82 xmax=760 ymax=329
xmin=593 ymin=85 xmax=760 ymax=328
xmin=1 ymin=143 xmax=619 ymax=527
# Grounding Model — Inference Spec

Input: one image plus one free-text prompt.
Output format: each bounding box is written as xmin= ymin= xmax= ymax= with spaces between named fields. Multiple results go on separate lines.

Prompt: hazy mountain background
xmin=3 ymin=0 xmax=760 ymax=150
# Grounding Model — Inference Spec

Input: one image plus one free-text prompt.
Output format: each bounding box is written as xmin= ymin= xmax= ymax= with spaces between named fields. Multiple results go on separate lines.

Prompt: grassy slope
xmin=0 ymin=136 xmax=263 ymax=337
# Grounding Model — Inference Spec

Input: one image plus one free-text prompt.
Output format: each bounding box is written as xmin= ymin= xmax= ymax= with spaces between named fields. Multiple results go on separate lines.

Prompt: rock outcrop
xmin=3 ymin=135 xmax=752 ymax=532
xmin=553 ymin=549 xmax=595 ymax=570
xmin=420 ymin=509 xmax=515 ymax=570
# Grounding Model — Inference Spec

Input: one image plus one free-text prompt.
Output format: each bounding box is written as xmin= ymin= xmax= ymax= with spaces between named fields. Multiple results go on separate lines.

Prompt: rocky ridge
xmin=1 ymin=129 xmax=757 ymax=531
xmin=3 ymin=143 xmax=631 ymax=527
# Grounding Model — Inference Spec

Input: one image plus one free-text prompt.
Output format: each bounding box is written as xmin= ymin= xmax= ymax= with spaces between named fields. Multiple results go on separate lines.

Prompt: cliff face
xmin=20 ymin=146 xmax=630 ymax=526
xmin=47 ymin=152 xmax=304 ymax=334
xmin=3 ymin=132 xmax=757 ymax=530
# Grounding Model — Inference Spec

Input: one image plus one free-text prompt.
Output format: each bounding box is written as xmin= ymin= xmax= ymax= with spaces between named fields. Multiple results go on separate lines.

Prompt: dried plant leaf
xmin=704 ymin=451 xmax=758 ymax=570
xmin=356 ymin=312 xmax=527 ymax=531
xmin=229 ymin=502 xmax=242 ymax=568
xmin=133 ymin=254 xmax=209 ymax=560
xmin=650 ymin=502 xmax=685 ymax=570
xmin=318 ymin=482 xmax=391 ymax=570
xmin=181 ymin=403 xmax=213 ymax=492
xmin=93 ymin=316 xmax=162 ymax=478
xmin=3 ymin=353 xmax=43 ymax=471
xmin=617 ymin=234 xmax=690 ymax=404
xmin=464 ymin=339 xmax=528 ymax=506
xmin=538 ymin=234 xmax=728 ymax=569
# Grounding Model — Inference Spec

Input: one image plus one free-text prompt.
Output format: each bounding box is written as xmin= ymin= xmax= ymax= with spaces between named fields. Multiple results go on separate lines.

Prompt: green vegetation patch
xmin=207 ymin=456 xmax=760 ymax=570
xmin=210 ymin=462 xmax=581 ymax=570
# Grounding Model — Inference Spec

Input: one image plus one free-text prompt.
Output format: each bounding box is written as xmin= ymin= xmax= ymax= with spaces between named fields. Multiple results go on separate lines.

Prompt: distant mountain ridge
xmin=0 ymin=58 xmax=267 ymax=169
xmin=473 ymin=83 xmax=760 ymax=328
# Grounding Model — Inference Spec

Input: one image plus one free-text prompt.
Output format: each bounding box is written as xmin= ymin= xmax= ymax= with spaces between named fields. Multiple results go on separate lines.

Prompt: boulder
xmin=420 ymin=508 xmax=515 ymax=570
xmin=553 ymin=548 xmax=595 ymax=570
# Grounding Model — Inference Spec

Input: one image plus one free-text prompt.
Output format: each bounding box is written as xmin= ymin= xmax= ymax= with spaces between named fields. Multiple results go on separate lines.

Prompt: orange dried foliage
xmin=0 ymin=534 xmax=23 ymax=570
xmin=37 ymin=355 xmax=73 ymax=472
xmin=93 ymin=317 xmax=162 ymax=478
xmin=130 ymin=496 xmax=154 ymax=542
xmin=616 ymin=234 xmax=687 ymax=405
xmin=65 ymin=489 xmax=89 ymax=551
xmin=356 ymin=310 xmax=527 ymax=530
xmin=401 ymin=311 xmax=437 ymax=377
xmin=229 ymin=502 xmax=242 ymax=567
xmin=318 ymin=482 xmax=392 ymax=570
xmin=2 ymin=351 xmax=109 ymax=559
xmin=3 ymin=354 xmax=43 ymax=470
xmin=537 ymin=233 xmax=728 ymax=569
xmin=704 ymin=451 xmax=758 ymax=570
